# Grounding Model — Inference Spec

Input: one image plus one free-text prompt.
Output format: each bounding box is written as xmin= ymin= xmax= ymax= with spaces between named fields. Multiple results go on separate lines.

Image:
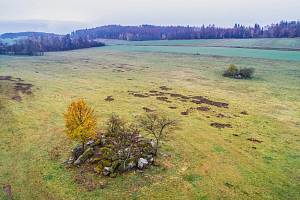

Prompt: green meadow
xmin=0 ymin=39 xmax=300 ymax=199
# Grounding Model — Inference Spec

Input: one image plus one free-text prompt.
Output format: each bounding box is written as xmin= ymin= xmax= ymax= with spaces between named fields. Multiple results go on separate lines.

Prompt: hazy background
xmin=0 ymin=0 xmax=299 ymax=34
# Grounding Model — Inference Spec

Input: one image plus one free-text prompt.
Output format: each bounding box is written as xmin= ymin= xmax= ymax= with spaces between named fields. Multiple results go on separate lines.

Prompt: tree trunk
xmin=82 ymin=142 xmax=85 ymax=152
xmin=154 ymin=139 xmax=159 ymax=156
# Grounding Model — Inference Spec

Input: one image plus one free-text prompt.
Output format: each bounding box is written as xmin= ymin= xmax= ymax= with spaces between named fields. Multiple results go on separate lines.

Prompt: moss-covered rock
xmin=74 ymin=147 xmax=94 ymax=165
xmin=100 ymin=159 xmax=112 ymax=167
xmin=68 ymin=129 xmax=159 ymax=177
xmin=89 ymin=157 xmax=102 ymax=164
xmin=98 ymin=147 xmax=114 ymax=159
xmin=111 ymin=160 xmax=121 ymax=171
xmin=94 ymin=165 xmax=103 ymax=174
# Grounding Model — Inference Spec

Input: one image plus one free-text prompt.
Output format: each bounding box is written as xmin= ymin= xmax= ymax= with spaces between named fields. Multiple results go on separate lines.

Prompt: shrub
xmin=64 ymin=99 xmax=97 ymax=151
xmin=239 ymin=67 xmax=255 ymax=79
xmin=223 ymin=64 xmax=255 ymax=79
xmin=106 ymin=113 xmax=126 ymax=136
xmin=223 ymin=64 xmax=238 ymax=77
xmin=139 ymin=113 xmax=178 ymax=155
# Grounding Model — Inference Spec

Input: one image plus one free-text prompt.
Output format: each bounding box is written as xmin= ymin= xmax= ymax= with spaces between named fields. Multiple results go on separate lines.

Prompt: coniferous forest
xmin=74 ymin=21 xmax=300 ymax=41
xmin=0 ymin=20 xmax=299 ymax=56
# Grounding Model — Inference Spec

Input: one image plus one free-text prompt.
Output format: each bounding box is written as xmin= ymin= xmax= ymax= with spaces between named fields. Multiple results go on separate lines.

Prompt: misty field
xmin=0 ymin=39 xmax=300 ymax=199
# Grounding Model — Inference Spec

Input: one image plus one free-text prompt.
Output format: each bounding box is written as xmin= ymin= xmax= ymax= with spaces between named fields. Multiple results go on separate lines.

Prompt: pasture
xmin=0 ymin=38 xmax=300 ymax=199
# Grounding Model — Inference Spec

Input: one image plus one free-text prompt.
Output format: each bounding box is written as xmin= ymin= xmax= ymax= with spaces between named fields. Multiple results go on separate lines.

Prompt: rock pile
xmin=67 ymin=133 xmax=156 ymax=177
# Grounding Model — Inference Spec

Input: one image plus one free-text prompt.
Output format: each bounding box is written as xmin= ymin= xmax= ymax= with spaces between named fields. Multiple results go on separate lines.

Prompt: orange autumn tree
xmin=64 ymin=99 xmax=97 ymax=151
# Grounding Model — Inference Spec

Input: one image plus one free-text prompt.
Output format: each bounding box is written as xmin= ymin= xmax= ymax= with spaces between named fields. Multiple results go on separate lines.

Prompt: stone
xmin=148 ymin=157 xmax=154 ymax=163
xmin=74 ymin=147 xmax=94 ymax=165
xmin=127 ymin=162 xmax=136 ymax=170
xmin=103 ymin=167 xmax=111 ymax=176
xmin=72 ymin=145 xmax=84 ymax=160
xmin=89 ymin=157 xmax=102 ymax=164
xmin=138 ymin=158 xmax=148 ymax=169
xmin=150 ymin=140 xmax=156 ymax=148
xmin=86 ymin=140 xmax=96 ymax=147
xmin=66 ymin=157 xmax=75 ymax=165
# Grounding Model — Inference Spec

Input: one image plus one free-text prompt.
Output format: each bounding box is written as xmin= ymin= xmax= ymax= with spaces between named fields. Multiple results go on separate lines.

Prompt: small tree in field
xmin=139 ymin=113 xmax=178 ymax=155
xmin=223 ymin=64 xmax=238 ymax=77
xmin=64 ymin=99 xmax=97 ymax=151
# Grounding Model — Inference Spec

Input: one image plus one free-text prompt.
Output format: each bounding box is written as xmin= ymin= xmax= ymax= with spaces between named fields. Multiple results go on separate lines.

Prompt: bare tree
xmin=139 ymin=113 xmax=178 ymax=155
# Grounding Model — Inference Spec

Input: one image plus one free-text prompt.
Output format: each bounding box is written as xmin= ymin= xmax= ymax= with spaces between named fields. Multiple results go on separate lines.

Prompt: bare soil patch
xmin=0 ymin=76 xmax=12 ymax=81
xmin=210 ymin=122 xmax=232 ymax=128
xmin=14 ymin=83 xmax=33 ymax=94
xmin=105 ymin=96 xmax=114 ymax=101
xmin=192 ymin=96 xmax=228 ymax=108
xmin=169 ymin=93 xmax=190 ymax=100
xmin=11 ymin=95 xmax=22 ymax=102
xmin=216 ymin=113 xmax=230 ymax=118
xmin=142 ymin=107 xmax=156 ymax=112
xmin=0 ymin=76 xmax=33 ymax=102
xmin=156 ymin=96 xmax=172 ymax=103
xmin=168 ymin=106 xmax=177 ymax=109
xmin=128 ymin=91 xmax=149 ymax=98
xmin=148 ymin=91 xmax=167 ymax=96
xmin=196 ymin=106 xmax=210 ymax=111
xmin=160 ymin=86 xmax=172 ymax=91
xmin=181 ymin=108 xmax=194 ymax=115
xmin=240 ymin=111 xmax=249 ymax=115
xmin=247 ymin=138 xmax=263 ymax=143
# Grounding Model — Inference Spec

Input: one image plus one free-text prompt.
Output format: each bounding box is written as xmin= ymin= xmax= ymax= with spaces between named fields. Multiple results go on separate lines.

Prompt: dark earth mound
xmin=197 ymin=106 xmax=210 ymax=111
xmin=104 ymin=96 xmax=114 ymax=101
xmin=247 ymin=138 xmax=263 ymax=143
xmin=192 ymin=96 xmax=228 ymax=108
xmin=143 ymin=107 xmax=155 ymax=112
xmin=210 ymin=122 xmax=232 ymax=128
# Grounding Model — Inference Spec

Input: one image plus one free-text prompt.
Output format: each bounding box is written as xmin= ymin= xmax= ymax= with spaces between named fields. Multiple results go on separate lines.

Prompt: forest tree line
xmin=0 ymin=34 xmax=105 ymax=56
xmin=0 ymin=20 xmax=299 ymax=55
xmin=73 ymin=21 xmax=300 ymax=41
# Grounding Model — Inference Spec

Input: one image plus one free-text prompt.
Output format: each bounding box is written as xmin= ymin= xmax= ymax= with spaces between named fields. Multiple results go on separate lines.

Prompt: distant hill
xmin=73 ymin=21 xmax=300 ymax=41
xmin=0 ymin=32 xmax=60 ymax=39
xmin=2 ymin=20 xmax=299 ymax=42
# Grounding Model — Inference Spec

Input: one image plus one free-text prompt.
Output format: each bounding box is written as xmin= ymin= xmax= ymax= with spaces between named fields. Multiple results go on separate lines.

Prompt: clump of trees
xmin=0 ymin=34 xmax=105 ymax=56
xmin=64 ymin=99 xmax=178 ymax=177
xmin=223 ymin=64 xmax=255 ymax=79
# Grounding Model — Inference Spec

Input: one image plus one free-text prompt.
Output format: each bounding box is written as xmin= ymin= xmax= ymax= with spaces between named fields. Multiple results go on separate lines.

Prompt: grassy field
xmin=102 ymin=38 xmax=300 ymax=61
xmin=102 ymin=38 xmax=300 ymax=49
xmin=0 ymin=39 xmax=300 ymax=199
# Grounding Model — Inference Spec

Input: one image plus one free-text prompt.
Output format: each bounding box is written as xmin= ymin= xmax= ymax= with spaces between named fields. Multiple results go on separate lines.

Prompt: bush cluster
xmin=223 ymin=64 xmax=255 ymax=79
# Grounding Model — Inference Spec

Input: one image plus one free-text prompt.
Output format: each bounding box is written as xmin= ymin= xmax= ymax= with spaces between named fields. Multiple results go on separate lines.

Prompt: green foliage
xmin=223 ymin=64 xmax=238 ymax=77
xmin=239 ymin=67 xmax=255 ymax=79
xmin=106 ymin=113 xmax=126 ymax=136
xmin=223 ymin=64 xmax=255 ymax=79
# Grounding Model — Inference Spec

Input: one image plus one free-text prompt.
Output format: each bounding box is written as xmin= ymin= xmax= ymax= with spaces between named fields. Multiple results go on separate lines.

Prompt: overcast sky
xmin=0 ymin=0 xmax=299 ymax=33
